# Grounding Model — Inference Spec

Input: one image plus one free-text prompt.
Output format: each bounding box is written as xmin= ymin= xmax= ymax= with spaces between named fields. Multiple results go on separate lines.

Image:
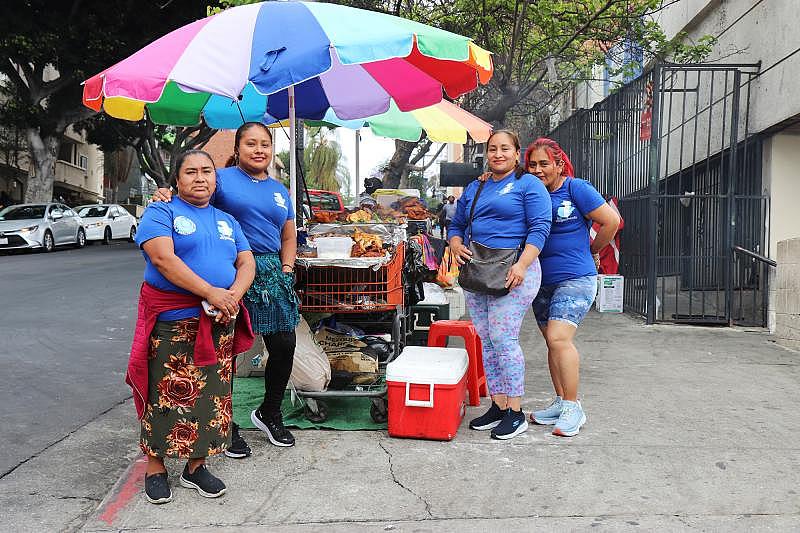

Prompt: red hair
xmin=524 ymin=137 xmax=575 ymax=178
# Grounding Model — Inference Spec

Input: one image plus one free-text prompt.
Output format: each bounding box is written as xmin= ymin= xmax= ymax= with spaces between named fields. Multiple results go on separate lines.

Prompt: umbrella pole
xmin=288 ymin=85 xmax=297 ymax=216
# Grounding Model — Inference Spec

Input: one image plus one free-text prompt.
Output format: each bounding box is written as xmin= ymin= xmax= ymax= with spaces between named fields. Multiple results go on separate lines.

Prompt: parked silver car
xmin=0 ymin=203 xmax=86 ymax=252
xmin=75 ymin=204 xmax=137 ymax=244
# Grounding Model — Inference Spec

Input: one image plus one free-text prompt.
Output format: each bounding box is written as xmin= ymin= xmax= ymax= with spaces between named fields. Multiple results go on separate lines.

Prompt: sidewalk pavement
xmin=6 ymin=308 xmax=800 ymax=532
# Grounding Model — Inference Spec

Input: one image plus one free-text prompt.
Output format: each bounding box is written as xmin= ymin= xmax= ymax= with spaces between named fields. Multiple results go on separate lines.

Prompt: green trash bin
xmin=407 ymin=303 xmax=450 ymax=346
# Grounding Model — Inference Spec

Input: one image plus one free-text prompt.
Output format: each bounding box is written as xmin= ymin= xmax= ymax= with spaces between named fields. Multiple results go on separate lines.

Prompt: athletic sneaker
xmin=224 ymin=423 xmax=252 ymax=459
xmin=552 ymin=400 xmax=586 ymax=437
xmin=530 ymin=396 xmax=563 ymax=425
xmin=490 ymin=409 xmax=528 ymax=440
xmin=469 ymin=402 xmax=506 ymax=431
xmin=144 ymin=472 xmax=172 ymax=504
xmin=179 ymin=464 xmax=226 ymax=498
xmin=251 ymin=408 xmax=295 ymax=447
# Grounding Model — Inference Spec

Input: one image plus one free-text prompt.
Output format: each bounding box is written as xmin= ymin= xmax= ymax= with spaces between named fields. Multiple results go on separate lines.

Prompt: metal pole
xmin=355 ymin=129 xmax=361 ymax=198
xmin=646 ymin=65 xmax=663 ymax=324
xmin=289 ymin=85 xmax=296 ymax=212
xmin=725 ymin=70 xmax=742 ymax=325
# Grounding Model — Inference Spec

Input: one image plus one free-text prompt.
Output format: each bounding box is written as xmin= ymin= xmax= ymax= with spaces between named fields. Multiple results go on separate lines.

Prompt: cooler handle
xmin=404 ymin=382 xmax=434 ymax=408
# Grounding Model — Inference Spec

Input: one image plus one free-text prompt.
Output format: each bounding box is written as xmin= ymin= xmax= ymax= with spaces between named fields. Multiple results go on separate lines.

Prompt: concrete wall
xmin=763 ymin=133 xmax=800 ymax=259
xmin=773 ymin=238 xmax=800 ymax=350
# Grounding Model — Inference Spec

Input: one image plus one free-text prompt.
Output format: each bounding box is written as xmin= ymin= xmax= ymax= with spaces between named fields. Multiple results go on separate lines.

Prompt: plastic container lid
xmin=314 ymin=236 xmax=353 ymax=259
xmin=386 ymin=346 xmax=469 ymax=385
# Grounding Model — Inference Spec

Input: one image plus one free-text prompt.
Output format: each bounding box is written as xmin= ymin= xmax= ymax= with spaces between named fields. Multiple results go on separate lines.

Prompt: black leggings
xmin=258 ymin=331 xmax=296 ymax=416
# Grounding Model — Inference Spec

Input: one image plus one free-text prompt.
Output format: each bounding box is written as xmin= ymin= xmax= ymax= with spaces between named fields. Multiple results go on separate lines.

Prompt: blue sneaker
xmin=490 ymin=409 xmax=528 ymax=440
xmin=469 ymin=402 xmax=506 ymax=431
xmin=530 ymin=396 xmax=563 ymax=425
xmin=552 ymin=400 xmax=586 ymax=437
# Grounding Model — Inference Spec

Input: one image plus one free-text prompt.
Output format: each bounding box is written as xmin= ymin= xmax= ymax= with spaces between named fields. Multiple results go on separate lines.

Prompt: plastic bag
xmin=436 ymin=246 xmax=460 ymax=288
xmin=290 ymin=317 xmax=331 ymax=392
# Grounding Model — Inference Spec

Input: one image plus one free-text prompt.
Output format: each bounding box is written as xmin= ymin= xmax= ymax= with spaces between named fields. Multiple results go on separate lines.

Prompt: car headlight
xmin=85 ymin=222 xmax=104 ymax=228
xmin=18 ymin=225 xmax=39 ymax=233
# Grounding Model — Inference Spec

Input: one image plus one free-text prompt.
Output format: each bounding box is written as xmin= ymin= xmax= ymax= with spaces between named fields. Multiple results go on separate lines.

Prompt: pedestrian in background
xmin=448 ymin=130 xmax=551 ymax=440
xmin=154 ymin=123 xmax=301 ymax=455
xmin=441 ymin=195 xmax=457 ymax=238
xmin=130 ymin=150 xmax=255 ymax=504
xmin=525 ymin=138 xmax=620 ymax=437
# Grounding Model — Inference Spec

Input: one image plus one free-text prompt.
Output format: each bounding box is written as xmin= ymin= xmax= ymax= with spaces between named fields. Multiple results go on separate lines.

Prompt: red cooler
xmin=386 ymin=346 xmax=469 ymax=441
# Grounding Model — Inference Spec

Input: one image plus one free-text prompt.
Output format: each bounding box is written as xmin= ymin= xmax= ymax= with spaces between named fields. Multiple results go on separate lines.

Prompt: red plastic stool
xmin=427 ymin=320 xmax=488 ymax=406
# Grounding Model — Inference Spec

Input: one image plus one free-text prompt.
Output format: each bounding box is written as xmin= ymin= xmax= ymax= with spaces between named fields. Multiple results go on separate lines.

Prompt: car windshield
xmin=77 ymin=206 xmax=109 ymax=218
xmin=308 ymin=193 xmax=341 ymax=211
xmin=0 ymin=205 xmax=46 ymax=220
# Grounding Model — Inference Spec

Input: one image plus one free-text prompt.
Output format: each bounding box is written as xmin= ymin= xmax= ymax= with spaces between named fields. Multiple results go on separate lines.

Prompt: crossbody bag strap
xmin=466 ymin=180 xmax=487 ymax=243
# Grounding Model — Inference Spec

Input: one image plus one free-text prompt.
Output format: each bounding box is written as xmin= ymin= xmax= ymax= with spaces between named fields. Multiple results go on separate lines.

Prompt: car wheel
xmin=128 ymin=225 xmax=137 ymax=243
xmin=76 ymin=228 xmax=86 ymax=248
xmin=42 ymin=231 xmax=55 ymax=253
xmin=102 ymin=227 xmax=112 ymax=245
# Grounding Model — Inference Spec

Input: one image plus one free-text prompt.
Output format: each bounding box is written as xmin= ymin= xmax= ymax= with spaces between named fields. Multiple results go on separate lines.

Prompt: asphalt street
xmin=0 ymin=242 xmax=143 ymax=476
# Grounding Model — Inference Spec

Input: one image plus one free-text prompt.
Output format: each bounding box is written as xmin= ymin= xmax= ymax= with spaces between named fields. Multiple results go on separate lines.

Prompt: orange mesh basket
xmin=296 ymin=242 xmax=405 ymax=313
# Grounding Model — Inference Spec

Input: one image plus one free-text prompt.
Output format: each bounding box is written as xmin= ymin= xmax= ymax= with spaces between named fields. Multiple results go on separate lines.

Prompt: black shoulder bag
xmin=458 ymin=181 xmax=522 ymax=297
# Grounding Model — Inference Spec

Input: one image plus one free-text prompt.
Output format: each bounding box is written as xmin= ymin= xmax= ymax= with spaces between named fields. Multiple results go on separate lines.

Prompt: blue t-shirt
xmin=212 ymin=166 xmax=294 ymax=254
xmin=539 ymin=177 xmax=606 ymax=285
xmin=136 ymin=197 xmax=251 ymax=320
xmin=448 ymin=171 xmax=551 ymax=251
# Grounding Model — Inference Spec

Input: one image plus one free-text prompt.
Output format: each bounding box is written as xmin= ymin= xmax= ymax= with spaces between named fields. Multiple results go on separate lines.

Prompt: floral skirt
xmin=139 ymin=318 xmax=234 ymax=459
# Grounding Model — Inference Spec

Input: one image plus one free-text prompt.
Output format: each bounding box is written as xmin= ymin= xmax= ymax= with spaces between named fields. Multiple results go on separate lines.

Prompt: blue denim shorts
xmin=532 ymin=275 xmax=597 ymax=327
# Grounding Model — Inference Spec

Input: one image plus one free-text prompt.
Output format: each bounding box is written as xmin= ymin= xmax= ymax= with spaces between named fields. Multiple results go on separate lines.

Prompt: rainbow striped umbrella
xmin=82 ymin=1 xmax=493 ymax=197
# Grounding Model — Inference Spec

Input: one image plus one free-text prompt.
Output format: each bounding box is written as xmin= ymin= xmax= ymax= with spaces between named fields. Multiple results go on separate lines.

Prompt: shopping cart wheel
xmin=304 ymin=399 xmax=328 ymax=423
xmin=370 ymin=398 xmax=388 ymax=424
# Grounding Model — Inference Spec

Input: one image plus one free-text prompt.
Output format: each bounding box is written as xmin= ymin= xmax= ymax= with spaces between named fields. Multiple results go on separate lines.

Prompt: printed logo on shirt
xmin=274 ymin=192 xmax=287 ymax=210
xmin=173 ymin=216 xmax=197 ymax=235
xmin=499 ymin=182 xmax=515 ymax=195
xmin=217 ymin=220 xmax=235 ymax=242
xmin=556 ymin=200 xmax=577 ymax=222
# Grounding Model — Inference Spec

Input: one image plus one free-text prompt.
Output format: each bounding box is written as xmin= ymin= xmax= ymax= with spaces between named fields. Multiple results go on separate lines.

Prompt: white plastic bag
xmin=290 ymin=317 xmax=331 ymax=392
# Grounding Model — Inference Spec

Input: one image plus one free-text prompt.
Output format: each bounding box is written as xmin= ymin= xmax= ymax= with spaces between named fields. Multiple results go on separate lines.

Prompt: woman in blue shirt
xmin=525 ymin=137 xmax=620 ymax=437
xmin=136 ymin=150 xmax=255 ymax=503
xmin=448 ymin=130 xmax=552 ymax=440
xmin=155 ymin=122 xmax=300 ymax=454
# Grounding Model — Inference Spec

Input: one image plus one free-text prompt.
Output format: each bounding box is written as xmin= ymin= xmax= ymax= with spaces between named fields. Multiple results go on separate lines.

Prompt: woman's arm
xmin=142 ymin=236 xmax=239 ymax=319
xmin=279 ymin=219 xmax=297 ymax=273
xmin=587 ymin=203 xmax=621 ymax=254
xmin=229 ymin=250 xmax=256 ymax=302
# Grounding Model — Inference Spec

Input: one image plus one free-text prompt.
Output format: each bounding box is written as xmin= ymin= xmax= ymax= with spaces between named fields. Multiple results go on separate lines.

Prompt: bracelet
xmin=282 ymin=263 xmax=294 ymax=271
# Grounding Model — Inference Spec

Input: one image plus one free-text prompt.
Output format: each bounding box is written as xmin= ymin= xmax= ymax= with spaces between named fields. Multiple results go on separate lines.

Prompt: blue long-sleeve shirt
xmin=448 ymin=172 xmax=551 ymax=251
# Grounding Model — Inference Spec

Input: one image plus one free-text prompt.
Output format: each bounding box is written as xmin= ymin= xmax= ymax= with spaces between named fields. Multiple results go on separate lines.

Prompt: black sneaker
xmin=469 ymin=402 xmax=506 ymax=430
xmin=179 ymin=464 xmax=226 ymax=498
xmin=224 ymin=423 xmax=251 ymax=459
xmin=251 ymin=408 xmax=295 ymax=447
xmin=490 ymin=408 xmax=528 ymax=440
xmin=144 ymin=472 xmax=172 ymax=504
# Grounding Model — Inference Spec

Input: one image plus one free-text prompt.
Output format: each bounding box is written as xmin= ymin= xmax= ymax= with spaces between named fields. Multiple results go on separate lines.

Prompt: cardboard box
xmin=386 ymin=346 xmax=468 ymax=441
xmin=596 ymin=274 xmax=624 ymax=313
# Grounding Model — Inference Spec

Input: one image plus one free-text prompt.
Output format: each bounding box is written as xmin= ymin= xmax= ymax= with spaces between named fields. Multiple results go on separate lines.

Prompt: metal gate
xmin=549 ymin=63 xmax=768 ymax=326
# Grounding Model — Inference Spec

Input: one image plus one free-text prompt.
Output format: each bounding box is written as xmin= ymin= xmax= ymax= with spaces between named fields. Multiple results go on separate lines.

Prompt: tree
xmin=303 ymin=127 xmax=350 ymax=193
xmin=0 ymin=1 xmax=211 ymax=201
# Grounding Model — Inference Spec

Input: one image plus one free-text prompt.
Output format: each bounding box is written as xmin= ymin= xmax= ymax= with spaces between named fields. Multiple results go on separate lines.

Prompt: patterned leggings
xmin=464 ymin=260 xmax=542 ymax=397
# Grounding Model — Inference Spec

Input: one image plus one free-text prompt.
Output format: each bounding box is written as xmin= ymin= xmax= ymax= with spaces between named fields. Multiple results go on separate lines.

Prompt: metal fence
xmin=549 ymin=63 xmax=768 ymax=326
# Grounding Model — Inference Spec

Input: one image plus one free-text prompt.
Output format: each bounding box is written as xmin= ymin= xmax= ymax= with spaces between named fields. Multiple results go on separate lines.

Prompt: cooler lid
xmin=386 ymin=346 xmax=469 ymax=385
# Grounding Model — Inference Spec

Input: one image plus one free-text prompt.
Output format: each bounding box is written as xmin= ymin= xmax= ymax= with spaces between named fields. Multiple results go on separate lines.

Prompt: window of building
xmin=78 ymin=154 xmax=88 ymax=169
xmin=58 ymin=141 xmax=76 ymax=164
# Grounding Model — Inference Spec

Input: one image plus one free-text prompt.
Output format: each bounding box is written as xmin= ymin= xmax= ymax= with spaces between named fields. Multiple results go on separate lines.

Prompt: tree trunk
xmin=24 ymin=129 xmax=60 ymax=203
xmin=382 ymin=140 xmax=419 ymax=189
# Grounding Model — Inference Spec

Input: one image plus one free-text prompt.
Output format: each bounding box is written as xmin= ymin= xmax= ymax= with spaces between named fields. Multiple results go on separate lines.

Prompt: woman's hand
xmin=204 ymin=287 xmax=239 ymax=321
xmin=151 ymin=187 xmax=173 ymax=203
xmin=505 ymin=261 xmax=527 ymax=290
xmin=477 ymin=172 xmax=490 ymax=182
xmin=450 ymin=241 xmax=473 ymax=265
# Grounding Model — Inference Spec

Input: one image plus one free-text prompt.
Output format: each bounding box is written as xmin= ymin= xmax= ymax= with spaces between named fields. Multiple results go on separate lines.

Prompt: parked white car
xmin=75 ymin=204 xmax=137 ymax=244
xmin=0 ymin=203 xmax=86 ymax=252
